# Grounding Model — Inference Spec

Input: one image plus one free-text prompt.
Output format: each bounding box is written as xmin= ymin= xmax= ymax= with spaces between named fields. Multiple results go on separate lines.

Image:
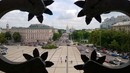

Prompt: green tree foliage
xmin=70 ymin=30 xmax=90 ymax=43
xmin=13 ymin=32 xmax=21 ymax=42
xmin=109 ymin=40 xmax=120 ymax=50
xmin=42 ymin=44 xmax=57 ymax=49
xmin=5 ymin=31 xmax=12 ymax=40
xmin=89 ymin=29 xmax=130 ymax=52
xmin=0 ymin=33 xmax=7 ymax=44
xmin=52 ymin=33 xmax=61 ymax=41
xmin=58 ymin=29 xmax=63 ymax=35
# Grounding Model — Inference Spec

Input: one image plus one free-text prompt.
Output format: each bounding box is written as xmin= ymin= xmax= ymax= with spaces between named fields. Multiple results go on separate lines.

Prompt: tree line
xmin=89 ymin=29 xmax=130 ymax=52
xmin=70 ymin=29 xmax=130 ymax=52
xmin=69 ymin=30 xmax=90 ymax=43
xmin=0 ymin=32 xmax=21 ymax=44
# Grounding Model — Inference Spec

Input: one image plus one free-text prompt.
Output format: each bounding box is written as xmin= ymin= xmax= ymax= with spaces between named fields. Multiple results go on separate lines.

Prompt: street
xmin=0 ymin=46 xmax=83 ymax=73
xmin=76 ymin=45 xmax=129 ymax=66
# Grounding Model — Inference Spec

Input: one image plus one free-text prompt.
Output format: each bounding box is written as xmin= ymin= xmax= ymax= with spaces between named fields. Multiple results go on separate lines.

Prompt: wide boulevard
xmin=0 ymin=46 xmax=83 ymax=73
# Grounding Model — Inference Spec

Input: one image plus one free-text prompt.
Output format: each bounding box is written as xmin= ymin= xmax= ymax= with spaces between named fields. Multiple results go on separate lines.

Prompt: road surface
xmin=0 ymin=46 xmax=83 ymax=73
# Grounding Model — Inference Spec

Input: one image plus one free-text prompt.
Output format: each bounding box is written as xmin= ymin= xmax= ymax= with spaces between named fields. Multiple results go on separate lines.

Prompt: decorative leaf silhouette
xmin=77 ymin=10 xmax=85 ymax=17
xmin=85 ymin=17 xmax=92 ymax=25
xmin=44 ymin=8 xmax=53 ymax=15
xmin=74 ymin=50 xmax=106 ymax=71
xmin=36 ymin=15 xmax=43 ymax=23
xmin=23 ymin=48 xmax=54 ymax=68
xmin=97 ymin=56 xmax=106 ymax=64
xmin=33 ymin=48 xmax=40 ymax=57
xmin=45 ymin=61 xmax=54 ymax=67
xmin=81 ymin=55 xmax=89 ymax=63
xmin=44 ymin=0 xmax=54 ymax=6
xmin=28 ymin=13 xmax=34 ymax=21
xmin=90 ymin=50 xmax=97 ymax=61
xmin=41 ymin=52 xmax=48 ymax=61
xmin=74 ymin=0 xmax=103 ymax=25
xmin=95 ymin=15 xmax=102 ymax=23
xmin=23 ymin=54 xmax=33 ymax=60
xmin=74 ymin=1 xmax=85 ymax=8
xmin=74 ymin=64 xmax=84 ymax=70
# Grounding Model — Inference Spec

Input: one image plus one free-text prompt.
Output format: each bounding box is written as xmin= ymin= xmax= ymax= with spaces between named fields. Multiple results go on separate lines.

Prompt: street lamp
xmin=66 ymin=45 xmax=68 ymax=73
xmin=100 ymin=30 xmax=102 ymax=49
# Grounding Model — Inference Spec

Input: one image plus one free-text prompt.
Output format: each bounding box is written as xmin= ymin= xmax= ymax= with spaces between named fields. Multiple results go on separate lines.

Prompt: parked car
xmin=108 ymin=58 xmax=125 ymax=65
xmin=97 ymin=52 xmax=102 ymax=57
xmin=111 ymin=53 xmax=119 ymax=57
xmin=0 ymin=46 xmax=8 ymax=55
xmin=122 ymin=55 xmax=129 ymax=59
xmin=86 ymin=49 xmax=89 ymax=53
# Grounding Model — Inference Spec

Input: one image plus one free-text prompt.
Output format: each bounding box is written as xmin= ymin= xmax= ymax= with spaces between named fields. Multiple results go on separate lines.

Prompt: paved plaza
xmin=0 ymin=46 xmax=83 ymax=73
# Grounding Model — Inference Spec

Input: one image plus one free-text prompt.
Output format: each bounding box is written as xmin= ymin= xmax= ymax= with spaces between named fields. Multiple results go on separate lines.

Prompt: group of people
xmin=60 ymin=56 xmax=73 ymax=64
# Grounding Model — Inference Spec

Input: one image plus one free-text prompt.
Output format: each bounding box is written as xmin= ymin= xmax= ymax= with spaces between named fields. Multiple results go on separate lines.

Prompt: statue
xmin=0 ymin=48 xmax=54 ymax=73
xmin=0 ymin=0 xmax=54 ymax=23
xmin=74 ymin=0 xmax=130 ymax=24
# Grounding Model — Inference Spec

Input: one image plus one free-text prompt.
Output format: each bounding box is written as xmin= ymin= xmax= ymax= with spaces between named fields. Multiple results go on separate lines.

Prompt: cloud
xmin=0 ymin=0 xmax=124 ymax=29
xmin=101 ymin=12 xmax=126 ymax=21
xmin=57 ymin=9 xmax=77 ymax=20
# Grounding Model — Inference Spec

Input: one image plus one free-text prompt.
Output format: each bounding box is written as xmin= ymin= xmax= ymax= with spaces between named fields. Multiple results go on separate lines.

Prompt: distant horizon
xmin=1 ymin=23 xmax=99 ymax=30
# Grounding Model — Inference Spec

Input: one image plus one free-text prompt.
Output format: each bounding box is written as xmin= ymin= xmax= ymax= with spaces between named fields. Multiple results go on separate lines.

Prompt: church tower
xmin=6 ymin=23 xmax=9 ymax=31
xmin=66 ymin=25 xmax=69 ymax=33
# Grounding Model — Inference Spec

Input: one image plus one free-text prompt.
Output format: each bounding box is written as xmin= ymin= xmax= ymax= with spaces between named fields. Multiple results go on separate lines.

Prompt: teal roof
xmin=11 ymin=24 xmax=53 ymax=29
xmin=29 ymin=24 xmax=52 ymax=29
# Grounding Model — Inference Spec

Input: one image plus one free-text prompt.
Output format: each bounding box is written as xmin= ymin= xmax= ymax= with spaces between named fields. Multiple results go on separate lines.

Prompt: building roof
xmin=112 ymin=21 xmax=130 ymax=27
xmin=29 ymin=24 xmax=52 ymax=29
xmin=11 ymin=24 xmax=53 ymax=29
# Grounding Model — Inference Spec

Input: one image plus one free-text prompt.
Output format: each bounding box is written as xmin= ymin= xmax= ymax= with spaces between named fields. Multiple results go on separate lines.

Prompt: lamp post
xmin=100 ymin=30 xmax=101 ymax=49
xmin=66 ymin=45 xmax=68 ymax=73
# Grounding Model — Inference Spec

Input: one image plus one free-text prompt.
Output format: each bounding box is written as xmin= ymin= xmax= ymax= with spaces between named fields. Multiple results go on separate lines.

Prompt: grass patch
xmin=42 ymin=44 xmax=57 ymax=49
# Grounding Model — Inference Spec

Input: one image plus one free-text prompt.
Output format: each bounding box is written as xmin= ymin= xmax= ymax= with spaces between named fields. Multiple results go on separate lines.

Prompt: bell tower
xmin=6 ymin=23 xmax=9 ymax=31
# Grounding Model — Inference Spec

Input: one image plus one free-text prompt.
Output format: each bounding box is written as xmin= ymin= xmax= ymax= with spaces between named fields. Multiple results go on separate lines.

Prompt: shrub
xmin=42 ymin=44 xmax=57 ymax=49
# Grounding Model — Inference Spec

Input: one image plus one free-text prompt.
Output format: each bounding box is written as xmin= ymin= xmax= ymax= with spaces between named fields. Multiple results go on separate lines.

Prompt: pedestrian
xmin=60 ymin=57 xmax=62 ymax=63
xmin=66 ymin=56 xmax=67 ymax=59
xmin=65 ymin=59 xmax=67 ymax=62
xmin=70 ymin=60 xmax=73 ymax=64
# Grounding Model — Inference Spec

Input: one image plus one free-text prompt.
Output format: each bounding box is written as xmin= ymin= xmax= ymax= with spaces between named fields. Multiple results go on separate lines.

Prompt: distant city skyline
xmin=0 ymin=0 xmax=126 ymax=30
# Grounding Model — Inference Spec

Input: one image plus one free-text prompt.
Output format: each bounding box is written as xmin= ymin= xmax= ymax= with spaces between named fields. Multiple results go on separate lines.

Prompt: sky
xmin=0 ymin=0 xmax=126 ymax=30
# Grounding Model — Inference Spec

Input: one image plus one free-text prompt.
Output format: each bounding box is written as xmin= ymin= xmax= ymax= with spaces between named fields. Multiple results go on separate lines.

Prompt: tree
xmin=0 ymin=33 xmax=7 ymax=44
xmin=52 ymin=33 xmax=60 ymax=41
xmin=13 ymin=32 xmax=21 ymax=42
xmin=83 ymin=32 xmax=90 ymax=39
xmin=5 ymin=31 xmax=12 ymax=40
xmin=88 ymin=29 xmax=130 ymax=52
xmin=109 ymin=40 xmax=120 ymax=50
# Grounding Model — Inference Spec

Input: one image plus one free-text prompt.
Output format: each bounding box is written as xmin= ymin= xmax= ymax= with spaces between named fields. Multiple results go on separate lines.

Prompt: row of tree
xmin=0 ymin=32 xmax=21 ymax=44
xmin=70 ymin=29 xmax=130 ymax=52
xmin=89 ymin=30 xmax=130 ymax=52
xmin=69 ymin=30 xmax=90 ymax=42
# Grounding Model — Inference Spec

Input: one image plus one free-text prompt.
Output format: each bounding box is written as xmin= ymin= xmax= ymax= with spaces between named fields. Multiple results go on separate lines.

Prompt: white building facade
xmin=2 ymin=24 xmax=55 ymax=44
xmin=112 ymin=21 xmax=130 ymax=32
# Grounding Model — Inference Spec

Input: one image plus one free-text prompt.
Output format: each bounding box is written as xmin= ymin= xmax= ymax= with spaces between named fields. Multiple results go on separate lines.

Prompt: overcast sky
xmin=0 ymin=0 xmax=126 ymax=29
